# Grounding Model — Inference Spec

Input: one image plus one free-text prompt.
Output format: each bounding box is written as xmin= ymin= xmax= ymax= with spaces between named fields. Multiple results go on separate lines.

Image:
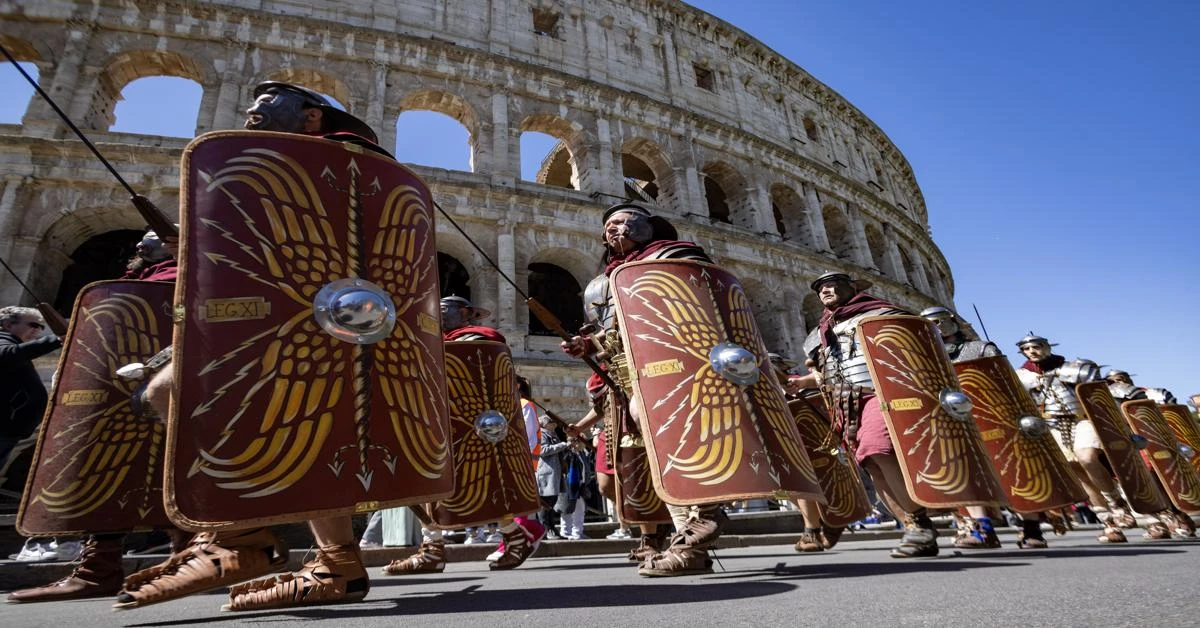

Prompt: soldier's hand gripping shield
xmin=1075 ymin=381 xmax=1170 ymax=514
xmin=166 ymin=131 xmax=452 ymax=530
xmin=1161 ymin=404 xmax=1200 ymax=477
xmin=953 ymin=356 xmax=1086 ymax=513
xmin=1120 ymin=400 xmax=1200 ymax=514
xmin=430 ymin=341 xmax=540 ymax=529
xmin=857 ymin=315 xmax=1006 ymax=508
xmin=609 ymin=259 xmax=823 ymax=505
xmin=788 ymin=394 xmax=870 ymax=527
xmin=18 ymin=281 xmax=174 ymax=536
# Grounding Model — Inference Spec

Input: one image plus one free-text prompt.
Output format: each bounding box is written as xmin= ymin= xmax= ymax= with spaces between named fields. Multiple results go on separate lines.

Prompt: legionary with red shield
xmin=795 ymin=273 xmax=1007 ymax=558
xmin=562 ymin=204 xmax=823 ymax=576
xmin=383 ymin=297 xmax=545 ymax=575
xmin=1017 ymin=336 xmax=1174 ymax=542
xmin=117 ymin=82 xmax=452 ymax=612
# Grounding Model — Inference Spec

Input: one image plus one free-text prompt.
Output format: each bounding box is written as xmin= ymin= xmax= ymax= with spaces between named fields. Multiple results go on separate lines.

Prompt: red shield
xmin=953 ymin=356 xmax=1086 ymax=512
xmin=1075 ymin=382 xmax=1170 ymax=514
xmin=616 ymin=443 xmax=672 ymax=524
xmin=857 ymin=315 xmax=1007 ymax=508
xmin=610 ymin=260 xmax=823 ymax=505
xmin=787 ymin=395 xmax=870 ymax=527
xmin=1120 ymin=400 xmax=1200 ymax=514
xmin=167 ymin=132 xmax=452 ymax=530
xmin=18 ymin=281 xmax=173 ymax=536
xmin=1161 ymin=404 xmax=1200 ymax=477
xmin=431 ymin=342 xmax=539 ymax=529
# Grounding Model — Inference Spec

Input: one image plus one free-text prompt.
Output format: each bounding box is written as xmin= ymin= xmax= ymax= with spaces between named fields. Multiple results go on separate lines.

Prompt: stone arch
xmin=700 ymin=161 xmax=753 ymax=229
xmin=526 ymin=261 xmax=583 ymax=337
xmin=519 ymin=113 xmax=586 ymax=190
xmin=740 ymin=276 xmax=788 ymax=354
xmin=33 ymin=205 xmax=146 ymax=312
xmin=770 ymin=183 xmax=815 ymax=247
xmin=801 ymin=292 xmax=823 ymax=333
xmin=438 ymin=252 xmax=472 ymax=300
xmin=87 ymin=49 xmax=211 ymax=131
xmin=862 ymin=220 xmax=889 ymax=275
xmin=435 ymin=225 xmax=489 ymax=302
xmin=397 ymin=89 xmax=481 ymax=171
xmin=53 ymin=229 xmax=145 ymax=313
xmin=620 ymin=137 xmax=676 ymax=206
xmin=822 ymin=203 xmax=855 ymax=261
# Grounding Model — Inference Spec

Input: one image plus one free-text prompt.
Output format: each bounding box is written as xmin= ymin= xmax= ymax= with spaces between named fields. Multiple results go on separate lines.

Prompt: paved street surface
xmin=5 ymin=535 xmax=1199 ymax=627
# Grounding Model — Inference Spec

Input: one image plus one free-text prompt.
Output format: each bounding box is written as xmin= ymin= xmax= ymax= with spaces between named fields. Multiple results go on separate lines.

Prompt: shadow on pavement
xmin=123 ymin=580 xmax=797 ymax=625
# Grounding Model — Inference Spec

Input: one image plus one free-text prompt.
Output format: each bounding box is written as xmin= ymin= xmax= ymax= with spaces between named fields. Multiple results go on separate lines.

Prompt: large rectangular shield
xmin=1120 ymin=400 xmax=1200 ymax=514
xmin=610 ymin=259 xmax=823 ymax=506
xmin=431 ymin=342 xmax=539 ymax=529
xmin=1075 ymin=382 xmax=1170 ymax=514
xmin=953 ymin=356 xmax=1086 ymax=512
xmin=18 ymin=281 xmax=173 ymax=535
xmin=1161 ymin=404 xmax=1200 ymax=477
xmin=167 ymin=132 xmax=452 ymax=530
xmin=787 ymin=395 xmax=870 ymax=527
xmin=857 ymin=315 xmax=1007 ymax=508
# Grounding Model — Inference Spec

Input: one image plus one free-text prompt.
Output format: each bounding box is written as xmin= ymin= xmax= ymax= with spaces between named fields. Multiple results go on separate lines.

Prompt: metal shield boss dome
xmin=474 ymin=410 xmax=509 ymax=444
xmin=1017 ymin=415 xmax=1049 ymax=438
xmin=1179 ymin=444 xmax=1195 ymax=459
xmin=708 ymin=342 xmax=761 ymax=386
xmin=313 ymin=278 xmax=397 ymax=344
xmin=1131 ymin=434 xmax=1149 ymax=450
xmin=939 ymin=389 xmax=973 ymax=421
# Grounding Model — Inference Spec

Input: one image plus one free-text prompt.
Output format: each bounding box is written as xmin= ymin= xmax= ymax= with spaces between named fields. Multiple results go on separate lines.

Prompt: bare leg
xmin=796 ymin=499 xmax=823 ymax=529
xmin=862 ymin=454 xmax=938 ymax=558
xmin=862 ymin=454 xmax=921 ymax=514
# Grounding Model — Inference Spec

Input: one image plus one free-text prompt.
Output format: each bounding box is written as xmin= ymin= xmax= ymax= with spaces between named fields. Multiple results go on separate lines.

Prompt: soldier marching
xmin=5 ymin=67 xmax=1198 ymax=617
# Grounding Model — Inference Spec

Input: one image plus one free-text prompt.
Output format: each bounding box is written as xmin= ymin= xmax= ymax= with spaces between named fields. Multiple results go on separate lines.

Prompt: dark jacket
xmin=0 ymin=330 xmax=61 ymax=440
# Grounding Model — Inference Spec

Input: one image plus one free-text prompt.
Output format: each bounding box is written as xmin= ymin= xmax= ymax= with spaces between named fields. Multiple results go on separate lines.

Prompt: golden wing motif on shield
xmin=190 ymin=148 xmax=350 ymax=497
xmin=726 ymin=285 xmax=814 ymax=479
xmin=957 ymin=369 xmax=1058 ymax=504
xmin=623 ymin=269 xmax=746 ymax=486
xmin=37 ymin=294 xmax=166 ymax=519
xmin=870 ymin=324 xmax=979 ymax=495
xmin=1131 ymin=405 xmax=1200 ymax=506
xmin=491 ymin=353 xmax=539 ymax=505
xmin=371 ymin=183 xmax=447 ymax=479
xmin=441 ymin=351 xmax=493 ymax=517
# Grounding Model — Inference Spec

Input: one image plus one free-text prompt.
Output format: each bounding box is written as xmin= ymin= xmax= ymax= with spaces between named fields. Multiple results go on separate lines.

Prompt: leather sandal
xmin=115 ymin=528 xmax=287 ymax=610
xmin=382 ymin=539 xmax=445 ymax=575
xmin=224 ymin=544 xmax=368 ymax=611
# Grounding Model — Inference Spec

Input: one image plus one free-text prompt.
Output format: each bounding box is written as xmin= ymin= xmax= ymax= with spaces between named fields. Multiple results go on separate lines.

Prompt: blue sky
xmin=2 ymin=1 xmax=1196 ymax=401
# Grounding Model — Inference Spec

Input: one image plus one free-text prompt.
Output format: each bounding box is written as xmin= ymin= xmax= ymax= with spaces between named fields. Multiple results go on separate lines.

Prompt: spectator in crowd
xmin=536 ymin=415 xmax=571 ymax=540
xmin=0 ymin=306 xmax=61 ymax=466
xmin=557 ymin=433 xmax=593 ymax=540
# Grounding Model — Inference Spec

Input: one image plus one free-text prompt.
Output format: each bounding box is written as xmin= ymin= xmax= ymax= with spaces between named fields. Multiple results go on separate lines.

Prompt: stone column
xmin=882 ymin=227 xmax=908 ymax=284
xmin=24 ymin=21 xmax=95 ymax=138
xmin=496 ymin=226 xmax=518 ymax=337
xmin=785 ymin=290 xmax=807 ymax=344
xmin=748 ymin=180 xmax=778 ymax=235
xmin=802 ymin=183 xmax=831 ymax=252
xmin=910 ymin=252 xmax=932 ymax=293
xmin=848 ymin=210 xmax=873 ymax=268
xmin=365 ymin=62 xmax=391 ymax=150
xmin=588 ymin=117 xmax=622 ymax=198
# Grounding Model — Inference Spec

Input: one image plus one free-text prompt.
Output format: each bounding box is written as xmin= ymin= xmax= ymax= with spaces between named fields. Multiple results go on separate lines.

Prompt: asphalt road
xmin=6 ymin=535 xmax=1198 ymax=627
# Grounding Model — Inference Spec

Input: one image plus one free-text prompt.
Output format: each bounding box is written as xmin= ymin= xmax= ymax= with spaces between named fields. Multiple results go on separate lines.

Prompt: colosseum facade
xmin=0 ymin=0 xmax=956 ymax=415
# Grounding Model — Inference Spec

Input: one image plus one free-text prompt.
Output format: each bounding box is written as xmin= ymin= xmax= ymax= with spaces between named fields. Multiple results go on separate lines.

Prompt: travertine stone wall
xmin=0 ymin=0 xmax=956 ymax=415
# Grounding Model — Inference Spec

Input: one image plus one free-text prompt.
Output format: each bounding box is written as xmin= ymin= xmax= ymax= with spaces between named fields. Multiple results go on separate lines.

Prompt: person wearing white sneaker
xmin=13 ymin=538 xmax=55 ymax=562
